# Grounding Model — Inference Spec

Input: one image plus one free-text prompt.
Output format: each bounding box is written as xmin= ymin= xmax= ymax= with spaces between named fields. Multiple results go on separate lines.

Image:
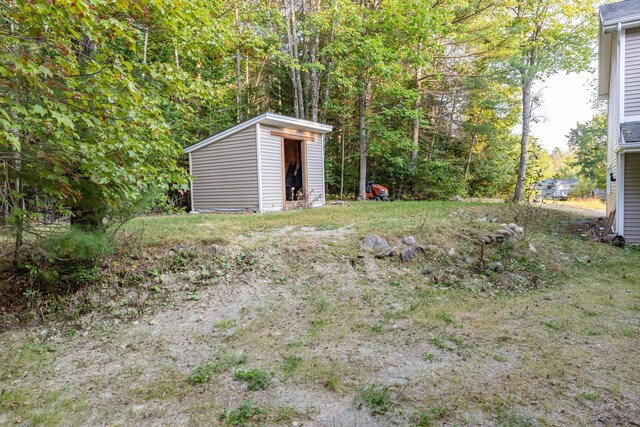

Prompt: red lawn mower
xmin=365 ymin=181 xmax=390 ymax=201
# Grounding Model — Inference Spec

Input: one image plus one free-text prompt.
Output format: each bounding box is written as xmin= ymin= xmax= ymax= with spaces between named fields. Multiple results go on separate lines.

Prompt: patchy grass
xmin=1 ymin=201 xmax=639 ymax=426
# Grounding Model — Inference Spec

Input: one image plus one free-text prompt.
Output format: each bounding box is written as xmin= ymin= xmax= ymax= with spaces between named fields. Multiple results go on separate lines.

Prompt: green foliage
xmin=40 ymin=229 xmax=113 ymax=265
xmin=356 ymin=384 xmax=393 ymax=415
xmin=568 ymin=114 xmax=607 ymax=189
xmin=189 ymin=352 xmax=247 ymax=384
xmin=219 ymin=400 xmax=266 ymax=426
xmin=233 ymin=369 xmax=272 ymax=391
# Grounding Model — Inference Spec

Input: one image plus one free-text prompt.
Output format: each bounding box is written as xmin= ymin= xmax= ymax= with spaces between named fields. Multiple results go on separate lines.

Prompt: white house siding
xmin=190 ymin=126 xmax=259 ymax=211
xmin=306 ymin=134 xmax=325 ymax=206
xmin=259 ymin=125 xmax=284 ymax=211
xmin=624 ymin=152 xmax=640 ymax=243
xmin=625 ymin=28 xmax=640 ymax=117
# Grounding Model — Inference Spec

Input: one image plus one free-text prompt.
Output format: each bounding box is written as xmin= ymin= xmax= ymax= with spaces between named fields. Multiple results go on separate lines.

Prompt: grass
xmin=233 ymin=369 xmax=272 ymax=391
xmin=1 ymin=201 xmax=639 ymax=426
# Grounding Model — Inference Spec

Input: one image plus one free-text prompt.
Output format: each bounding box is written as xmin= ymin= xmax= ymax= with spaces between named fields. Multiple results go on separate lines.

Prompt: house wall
xmin=260 ymin=125 xmax=325 ymax=209
xmin=607 ymin=162 xmax=617 ymax=219
xmin=258 ymin=124 xmax=284 ymax=211
xmin=625 ymin=28 xmax=640 ymax=117
xmin=624 ymin=152 xmax=640 ymax=243
xmin=190 ymin=126 xmax=259 ymax=211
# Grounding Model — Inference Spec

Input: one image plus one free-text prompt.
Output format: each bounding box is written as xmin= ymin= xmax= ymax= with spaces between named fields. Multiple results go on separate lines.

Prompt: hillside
xmin=1 ymin=202 xmax=639 ymax=426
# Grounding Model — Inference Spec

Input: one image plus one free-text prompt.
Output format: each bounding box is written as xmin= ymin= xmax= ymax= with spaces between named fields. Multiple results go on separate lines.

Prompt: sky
xmin=526 ymin=69 xmax=600 ymax=152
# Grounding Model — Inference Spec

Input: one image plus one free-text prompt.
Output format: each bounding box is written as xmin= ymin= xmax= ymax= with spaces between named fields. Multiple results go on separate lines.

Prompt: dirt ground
xmin=1 ymin=202 xmax=638 ymax=426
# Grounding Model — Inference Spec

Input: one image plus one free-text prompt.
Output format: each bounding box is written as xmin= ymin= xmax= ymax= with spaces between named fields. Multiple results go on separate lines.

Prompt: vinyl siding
xmin=190 ymin=126 xmax=258 ymax=210
xmin=624 ymin=152 xmax=640 ymax=243
xmin=259 ymin=125 xmax=284 ymax=211
xmin=306 ymin=134 xmax=325 ymax=206
xmin=261 ymin=126 xmax=325 ymax=208
xmin=625 ymin=28 xmax=640 ymax=117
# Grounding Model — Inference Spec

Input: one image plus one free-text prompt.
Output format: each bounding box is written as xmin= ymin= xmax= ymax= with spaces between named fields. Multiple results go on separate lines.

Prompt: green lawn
xmin=1 ymin=201 xmax=639 ymax=426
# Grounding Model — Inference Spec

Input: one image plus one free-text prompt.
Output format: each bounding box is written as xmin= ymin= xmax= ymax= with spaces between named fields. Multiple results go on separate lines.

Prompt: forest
xmin=0 ymin=0 xmax=603 ymax=264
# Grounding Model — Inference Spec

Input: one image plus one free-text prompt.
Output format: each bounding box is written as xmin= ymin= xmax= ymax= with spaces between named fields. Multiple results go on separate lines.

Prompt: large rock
xmin=402 ymin=236 xmax=416 ymax=246
xmin=363 ymin=234 xmax=389 ymax=251
xmin=401 ymin=247 xmax=418 ymax=262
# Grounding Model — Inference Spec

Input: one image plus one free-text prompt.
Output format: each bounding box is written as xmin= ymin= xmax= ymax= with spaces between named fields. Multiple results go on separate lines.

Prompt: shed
xmin=184 ymin=113 xmax=333 ymax=213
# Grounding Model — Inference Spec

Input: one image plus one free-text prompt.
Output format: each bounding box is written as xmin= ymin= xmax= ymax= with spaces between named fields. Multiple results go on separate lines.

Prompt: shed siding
xmin=625 ymin=28 xmax=640 ymax=117
xmin=624 ymin=152 xmax=640 ymax=242
xmin=259 ymin=125 xmax=284 ymax=211
xmin=261 ymin=126 xmax=325 ymax=208
xmin=190 ymin=126 xmax=258 ymax=210
xmin=306 ymin=135 xmax=325 ymax=206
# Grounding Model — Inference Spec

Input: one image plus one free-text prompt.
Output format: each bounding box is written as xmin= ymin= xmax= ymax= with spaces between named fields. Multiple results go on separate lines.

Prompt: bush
xmin=40 ymin=228 xmax=113 ymax=265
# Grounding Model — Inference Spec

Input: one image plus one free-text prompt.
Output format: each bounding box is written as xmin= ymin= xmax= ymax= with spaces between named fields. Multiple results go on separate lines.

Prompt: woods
xmin=1 ymin=0 xmax=598 ymax=264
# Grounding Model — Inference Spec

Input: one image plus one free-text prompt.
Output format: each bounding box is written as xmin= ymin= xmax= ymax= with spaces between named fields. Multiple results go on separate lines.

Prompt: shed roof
xmin=184 ymin=113 xmax=333 ymax=154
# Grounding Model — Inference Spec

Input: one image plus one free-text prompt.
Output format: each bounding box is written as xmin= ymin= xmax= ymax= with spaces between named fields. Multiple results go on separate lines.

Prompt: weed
xmin=495 ymin=408 xmax=535 ymax=427
xmin=412 ymin=404 xmax=452 ymax=426
xmin=235 ymin=252 xmax=259 ymax=271
xmin=493 ymin=354 xmax=507 ymax=362
xmin=422 ymin=353 xmax=440 ymax=362
xmin=234 ymin=369 xmax=272 ymax=390
xmin=576 ymin=391 xmax=600 ymax=403
xmin=274 ymin=406 xmax=302 ymax=422
xmin=428 ymin=336 xmax=453 ymax=351
xmin=541 ymin=319 xmax=566 ymax=332
xmin=356 ymin=384 xmax=393 ymax=415
xmin=314 ymin=296 xmax=329 ymax=313
xmin=219 ymin=400 xmax=266 ymax=426
xmin=435 ymin=311 xmax=454 ymax=324
xmin=186 ymin=292 xmax=202 ymax=301
xmin=189 ymin=352 xmax=247 ymax=384
xmin=282 ymin=355 xmax=302 ymax=378
xmin=214 ymin=319 xmax=237 ymax=330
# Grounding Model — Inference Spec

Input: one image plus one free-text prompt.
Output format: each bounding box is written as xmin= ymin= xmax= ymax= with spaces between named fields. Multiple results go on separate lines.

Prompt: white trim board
xmin=184 ymin=113 xmax=333 ymax=154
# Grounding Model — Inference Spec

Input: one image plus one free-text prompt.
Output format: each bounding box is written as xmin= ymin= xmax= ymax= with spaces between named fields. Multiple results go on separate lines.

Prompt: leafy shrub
xmin=219 ymin=400 xmax=266 ymax=425
xmin=356 ymin=384 xmax=393 ymax=415
xmin=40 ymin=228 xmax=113 ymax=265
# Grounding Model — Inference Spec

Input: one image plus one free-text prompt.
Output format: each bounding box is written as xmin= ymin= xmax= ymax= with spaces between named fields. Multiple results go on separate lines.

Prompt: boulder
xmin=376 ymin=246 xmax=396 ymax=258
xmin=363 ymin=234 xmax=389 ymax=251
xmin=401 ymin=247 xmax=418 ymax=262
xmin=403 ymin=236 xmax=416 ymax=246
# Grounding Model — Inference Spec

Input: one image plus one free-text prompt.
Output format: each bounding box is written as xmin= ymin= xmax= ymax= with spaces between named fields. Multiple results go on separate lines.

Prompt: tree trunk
xmin=142 ymin=27 xmax=148 ymax=64
xmin=514 ymin=77 xmax=533 ymax=203
xmin=339 ymin=130 xmax=344 ymax=201
xmin=236 ymin=49 xmax=243 ymax=122
xmin=358 ymin=69 xmax=371 ymax=200
xmin=310 ymin=31 xmax=320 ymax=122
xmin=320 ymin=24 xmax=335 ymax=123
xmin=411 ymin=60 xmax=422 ymax=172
xmin=235 ymin=6 xmax=243 ymax=122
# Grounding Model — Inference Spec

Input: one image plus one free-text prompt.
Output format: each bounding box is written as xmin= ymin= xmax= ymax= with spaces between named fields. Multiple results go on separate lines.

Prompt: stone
xmin=363 ymin=234 xmax=389 ymax=251
xmin=403 ymin=236 xmax=416 ymax=246
xmin=376 ymin=246 xmax=396 ymax=258
xmin=422 ymin=268 xmax=433 ymax=275
xmin=401 ymin=247 xmax=418 ymax=262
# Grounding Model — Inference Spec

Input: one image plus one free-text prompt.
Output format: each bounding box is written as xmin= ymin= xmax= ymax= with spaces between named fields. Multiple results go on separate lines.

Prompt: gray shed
xmin=184 ymin=113 xmax=333 ymax=213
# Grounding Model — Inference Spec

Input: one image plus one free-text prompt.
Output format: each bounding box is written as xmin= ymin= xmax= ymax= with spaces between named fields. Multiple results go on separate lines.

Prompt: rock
xmin=376 ymin=246 xmax=396 ymax=258
xmin=447 ymin=248 xmax=456 ymax=256
xmin=363 ymin=234 xmax=389 ymax=251
xmin=495 ymin=229 xmax=515 ymax=238
xmin=401 ymin=247 xmax=419 ymax=262
xmin=487 ymin=262 xmax=504 ymax=273
xmin=507 ymin=223 xmax=525 ymax=236
xmin=403 ymin=236 xmax=416 ymax=246
xmin=612 ymin=235 xmax=625 ymax=248
xmin=421 ymin=268 xmax=433 ymax=275
xmin=464 ymin=257 xmax=475 ymax=265
xmin=528 ymin=244 xmax=537 ymax=253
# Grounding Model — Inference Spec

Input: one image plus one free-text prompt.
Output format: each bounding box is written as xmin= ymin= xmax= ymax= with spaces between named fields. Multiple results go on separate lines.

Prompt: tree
xmin=568 ymin=114 xmax=607 ymax=188
xmin=505 ymin=0 xmax=597 ymax=202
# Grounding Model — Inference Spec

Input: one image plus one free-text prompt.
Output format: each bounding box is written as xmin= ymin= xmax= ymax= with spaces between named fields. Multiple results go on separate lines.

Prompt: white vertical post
xmin=189 ymin=152 xmax=196 ymax=213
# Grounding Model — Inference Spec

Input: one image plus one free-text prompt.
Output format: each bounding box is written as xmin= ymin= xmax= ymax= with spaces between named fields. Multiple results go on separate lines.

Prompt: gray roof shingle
xmin=621 ymin=121 xmax=640 ymax=142
xmin=600 ymin=0 xmax=640 ymax=25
